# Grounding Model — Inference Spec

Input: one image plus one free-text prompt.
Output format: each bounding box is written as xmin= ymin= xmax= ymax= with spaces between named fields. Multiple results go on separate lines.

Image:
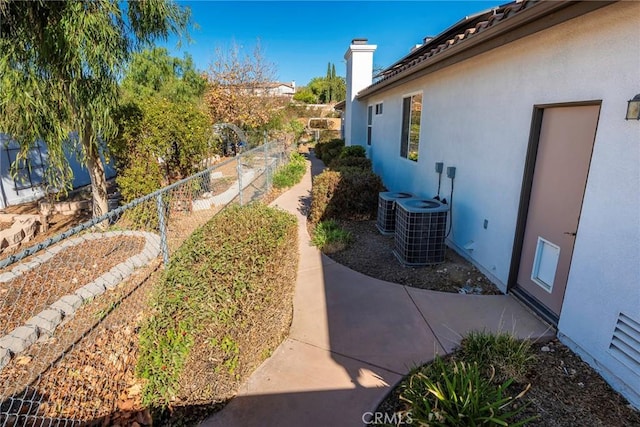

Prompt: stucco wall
xmin=360 ymin=2 xmax=639 ymax=406
xmin=344 ymin=43 xmax=376 ymax=148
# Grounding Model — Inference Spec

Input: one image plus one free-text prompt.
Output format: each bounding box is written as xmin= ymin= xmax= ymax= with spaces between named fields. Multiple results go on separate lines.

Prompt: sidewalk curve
xmin=201 ymin=153 xmax=554 ymax=427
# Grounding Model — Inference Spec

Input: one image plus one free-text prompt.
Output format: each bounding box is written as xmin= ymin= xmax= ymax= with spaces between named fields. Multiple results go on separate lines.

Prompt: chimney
xmin=344 ymin=38 xmax=377 ymax=147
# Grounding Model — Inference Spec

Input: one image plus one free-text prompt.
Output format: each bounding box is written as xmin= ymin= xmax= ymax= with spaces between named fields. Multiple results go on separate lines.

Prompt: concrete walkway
xmin=201 ymin=154 xmax=554 ymax=427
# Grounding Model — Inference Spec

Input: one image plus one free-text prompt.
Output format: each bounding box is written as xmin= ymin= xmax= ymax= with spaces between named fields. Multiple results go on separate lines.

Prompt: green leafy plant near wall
xmin=137 ymin=204 xmax=298 ymax=408
xmin=383 ymin=331 xmax=537 ymax=426
xmin=339 ymin=145 xmax=366 ymax=159
xmin=399 ymin=357 xmax=533 ymax=426
xmin=272 ymin=152 xmax=307 ymax=189
xmin=311 ymin=219 xmax=352 ymax=253
xmin=314 ymin=138 xmax=345 ymax=165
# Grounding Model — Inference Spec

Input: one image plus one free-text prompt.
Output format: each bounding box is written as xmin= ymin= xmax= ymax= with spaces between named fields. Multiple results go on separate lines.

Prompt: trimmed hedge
xmin=329 ymin=156 xmax=372 ymax=171
xmin=309 ymin=168 xmax=384 ymax=225
xmin=314 ymin=138 xmax=345 ymax=166
xmin=339 ymin=145 xmax=366 ymax=159
xmin=137 ymin=204 xmax=298 ymax=407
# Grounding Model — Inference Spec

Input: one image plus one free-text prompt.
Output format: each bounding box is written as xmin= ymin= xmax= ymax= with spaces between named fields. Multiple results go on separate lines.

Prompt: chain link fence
xmin=0 ymin=140 xmax=290 ymax=426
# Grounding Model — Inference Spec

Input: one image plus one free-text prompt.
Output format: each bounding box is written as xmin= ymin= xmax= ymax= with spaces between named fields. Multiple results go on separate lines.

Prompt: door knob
xmin=564 ymin=232 xmax=577 ymax=236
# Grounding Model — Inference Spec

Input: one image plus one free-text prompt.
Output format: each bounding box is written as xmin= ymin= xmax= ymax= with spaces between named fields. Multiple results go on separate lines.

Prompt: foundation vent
xmin=609 ymin=312 xmax=640 ymax=371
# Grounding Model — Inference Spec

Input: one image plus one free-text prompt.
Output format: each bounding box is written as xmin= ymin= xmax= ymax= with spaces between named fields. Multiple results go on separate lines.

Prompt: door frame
xmin=507 ymin=100 xmax=601 ymax=326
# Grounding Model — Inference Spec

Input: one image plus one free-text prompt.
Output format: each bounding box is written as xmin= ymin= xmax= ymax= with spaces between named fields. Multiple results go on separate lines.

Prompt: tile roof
xmin=371 ymin=0 xmax=536 ymax=88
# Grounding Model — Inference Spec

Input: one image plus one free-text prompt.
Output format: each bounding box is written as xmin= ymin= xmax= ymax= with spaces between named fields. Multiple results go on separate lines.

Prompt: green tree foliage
xmin=0 ymin=0 xmax=190 ymax=219
xmin=120 ymin=47 xmax=207 ymax=102
xmin=112 ymin=97 xmax=212 ymax=202
xmin=113 ymin=47 xmax=212 ymax=202
xmin=292 ymin=86 xmax=318 ymax=104
xmin=299 ymin=63 xmax=346 ymax=104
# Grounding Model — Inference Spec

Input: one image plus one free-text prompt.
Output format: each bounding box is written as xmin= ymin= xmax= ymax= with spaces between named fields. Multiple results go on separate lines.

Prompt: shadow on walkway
xmin=201 ymin=151 xmax=554 ymax=427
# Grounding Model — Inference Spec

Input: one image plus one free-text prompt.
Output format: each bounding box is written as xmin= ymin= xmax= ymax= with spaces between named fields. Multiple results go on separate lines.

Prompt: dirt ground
xmin=0 ymin=157 xmax=242 ymax=257
xmin=327 ymin=219 xmax=501 ymax=294
xmin=376 ymin=338 xmax=640 ymax=426
xmin=325 ymin=220 xmax=639 ymax=425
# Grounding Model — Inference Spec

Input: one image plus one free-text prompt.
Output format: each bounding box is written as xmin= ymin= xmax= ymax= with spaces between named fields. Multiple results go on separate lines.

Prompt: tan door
xmin=516 ymin=104 xmax=600 ymax=316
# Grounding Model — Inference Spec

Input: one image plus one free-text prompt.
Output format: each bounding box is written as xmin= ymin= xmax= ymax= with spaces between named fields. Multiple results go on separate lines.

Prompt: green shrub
xmin=272 ymin=152 xmax=307 ymax=189
xmin=309 ymin=168 xmax=385 ymax=225
xmin=137 ymin=204 xmax=298 ymax=406
xmin=314 ymin=138 xmax=344 ymax=165
xmin=311 ymin=220 xmax=352 ymax=253
xmin=329 ymin=156 xmax=372 ymax=171
xmin=399 ymin=356 xmax=532 ymax=426
xmin=458 ymin=331 xmax=535 ymax=384
xmin=339 ymin=145 xmax=366 ymax=158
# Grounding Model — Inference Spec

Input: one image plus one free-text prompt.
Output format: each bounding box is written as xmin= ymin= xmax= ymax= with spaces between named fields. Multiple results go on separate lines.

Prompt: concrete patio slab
xmin=291 ymin=261 xmax=444 ymax=374
xmin=405 ymin=288 xmax=556 ymax=353
xmin=201 ymin=338 xmax=401 ymax=427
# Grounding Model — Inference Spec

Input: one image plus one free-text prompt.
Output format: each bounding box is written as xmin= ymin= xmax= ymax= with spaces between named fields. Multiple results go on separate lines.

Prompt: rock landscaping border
xmin=0 ymin=230 xmax=161 ymax=369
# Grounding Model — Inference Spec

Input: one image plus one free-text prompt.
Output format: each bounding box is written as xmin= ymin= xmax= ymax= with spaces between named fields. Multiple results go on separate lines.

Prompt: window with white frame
xmin=367 ymin=105 xmax=373 ymax=145
xmin=400 ymin=93 xmax=422 ymax=161
xmin=375 ymin=102 xmax=383 ymax=115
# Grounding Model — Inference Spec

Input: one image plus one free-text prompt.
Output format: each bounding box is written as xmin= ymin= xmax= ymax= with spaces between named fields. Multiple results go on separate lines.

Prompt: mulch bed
xmin=376 ymin=339 xmax=640 ymax=426
xmin=326 ymin=219 xmax=501 ymax=294
xmin=0 ymin=235 xmax=145 ymax=335
xmin=0 ymin=261 xmax=161 ymax=425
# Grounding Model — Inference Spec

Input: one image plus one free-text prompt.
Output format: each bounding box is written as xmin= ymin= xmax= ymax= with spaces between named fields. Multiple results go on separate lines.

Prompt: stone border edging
xmin=0 ymin=230 xmax=161 ymax=369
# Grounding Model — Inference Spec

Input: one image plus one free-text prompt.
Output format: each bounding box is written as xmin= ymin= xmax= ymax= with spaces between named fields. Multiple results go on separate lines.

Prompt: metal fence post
xmin=237 ymin=155 xmax=243 ymax=206
xmin=156 ymin=193 xmax=170 ymax=266
xmin=264 ymin=135 xmax=270 ymax=192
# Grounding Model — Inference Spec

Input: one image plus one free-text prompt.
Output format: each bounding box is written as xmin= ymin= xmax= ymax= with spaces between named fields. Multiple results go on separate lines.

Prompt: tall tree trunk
xmin=82 ymin=131 xmax=109 ymax=228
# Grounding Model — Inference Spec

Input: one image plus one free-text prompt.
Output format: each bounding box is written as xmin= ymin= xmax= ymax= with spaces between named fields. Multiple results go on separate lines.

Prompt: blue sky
xmin=161 ymin=1 xmax=502 ymax=86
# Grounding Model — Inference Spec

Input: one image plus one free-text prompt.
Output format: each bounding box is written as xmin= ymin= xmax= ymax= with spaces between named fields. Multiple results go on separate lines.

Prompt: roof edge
xmin=358 ymin=1 xmax=614 ymax=100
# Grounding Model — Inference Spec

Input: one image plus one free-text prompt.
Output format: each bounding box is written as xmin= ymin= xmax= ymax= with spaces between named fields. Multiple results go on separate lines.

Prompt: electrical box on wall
xmin=447 ymin=166 xmax=456 ymax=179
xmin=435 ymin=162 xmax=444 ymax=173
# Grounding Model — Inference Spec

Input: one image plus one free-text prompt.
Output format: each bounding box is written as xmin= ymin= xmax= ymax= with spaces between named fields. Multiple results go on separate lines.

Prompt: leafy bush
xmin=112 ymin=97 xmax=213 ymax=201
xmin=309 ymin=168 xmax=384 ymax=225
xmin=137 ymin=204 xmax=298 ymax=407
xmin=458 ymin=331 xmax=535 ymax=384
xmin=399 ymin=356 xmax=532 ymax=426
xmin=340 ymin=145 xmax=366 ymax=158
xmin=272 ymin=152 xmax=307 ymax=189
xmin=314 ymin=138 xmax=344 ymax=165
xmin=311 ymin=220 xmax=352 ymax=253
xmin=329 ymin=157 xmax=372 ymax=171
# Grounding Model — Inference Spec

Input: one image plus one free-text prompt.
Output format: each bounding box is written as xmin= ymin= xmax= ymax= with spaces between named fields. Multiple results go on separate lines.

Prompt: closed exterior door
xmin=516 ymin=104 xmax=600 ymax=317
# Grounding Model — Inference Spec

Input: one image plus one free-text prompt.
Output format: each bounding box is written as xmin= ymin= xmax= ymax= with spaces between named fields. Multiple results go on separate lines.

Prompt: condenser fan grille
xmin=393 ymin=199 xmax=449 ymax=265
xmin=376 ymin=192 xmax=414 ymax=235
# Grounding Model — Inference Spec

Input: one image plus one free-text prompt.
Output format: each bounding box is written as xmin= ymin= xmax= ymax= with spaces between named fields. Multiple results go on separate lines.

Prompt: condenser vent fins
xmin=393 ymin=198 xmax=449 ymax=266
xmin=376 ymin=192 xmax=414 ymax=235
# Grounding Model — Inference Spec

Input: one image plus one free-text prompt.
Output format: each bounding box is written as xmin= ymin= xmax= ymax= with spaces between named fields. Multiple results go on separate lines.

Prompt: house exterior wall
xmin=0 ymin=134 xmax=117 ymax=209
xmin=358 ymin=2 xmax=639 ymax=406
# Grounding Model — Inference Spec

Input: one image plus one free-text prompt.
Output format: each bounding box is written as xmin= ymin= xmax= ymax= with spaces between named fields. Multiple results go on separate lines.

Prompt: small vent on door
xmin=609 ymin=312 xmax=640 ymax=371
